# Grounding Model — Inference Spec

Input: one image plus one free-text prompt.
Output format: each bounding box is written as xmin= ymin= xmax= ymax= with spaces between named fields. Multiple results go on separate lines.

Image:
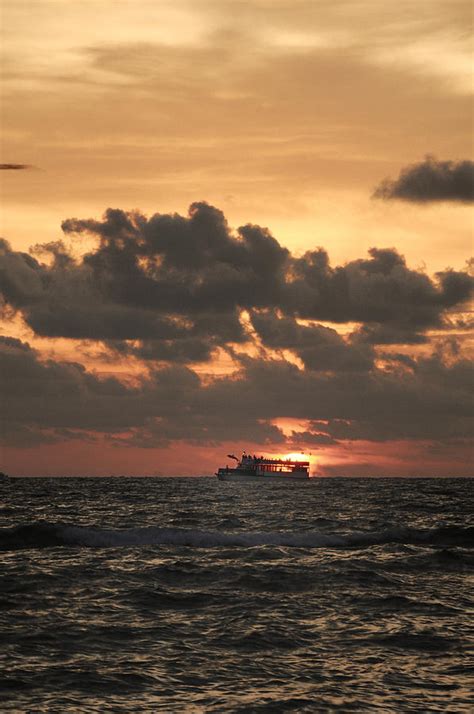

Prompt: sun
xmin=284 ymin=452 xmax=309 ymax=462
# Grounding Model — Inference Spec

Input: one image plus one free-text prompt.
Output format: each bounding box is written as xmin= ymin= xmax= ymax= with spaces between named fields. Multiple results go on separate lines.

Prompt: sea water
xmin=0 ymin=477 xmax=472 ymax=712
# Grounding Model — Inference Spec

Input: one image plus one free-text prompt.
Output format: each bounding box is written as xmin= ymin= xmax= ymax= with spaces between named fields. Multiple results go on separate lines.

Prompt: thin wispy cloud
xmin=0 ymin=163 xmax=34 ymax=170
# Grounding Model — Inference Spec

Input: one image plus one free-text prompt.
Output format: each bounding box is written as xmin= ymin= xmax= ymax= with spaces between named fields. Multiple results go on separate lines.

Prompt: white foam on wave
xmin=60 ymin=525 xmax=428 ymax=549
xmin=3 ymin=522 xmax=470 ymax=550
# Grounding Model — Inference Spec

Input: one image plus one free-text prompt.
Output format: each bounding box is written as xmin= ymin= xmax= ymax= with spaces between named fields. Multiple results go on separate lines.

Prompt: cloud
xmin=1 ymin=336 xmax=472 ymax=450
xmin=250 ymin=310 xmax=374 ymax=371
xmin=62 ymin=202 xmax=290 ymax=314
xmin=351 ymin=324 xmax=428 ymax=345
xmin=0 ymin=336 xmax=284 ymax=447
xmin=0 ymin=239 xmax=44 ymax=307
xmin=0 ymin=203 xmax=471 ymax=357
xmin=288 ymin=430 xmax=339 ymax=447
xmin=212 ymin=352 xmax=473 ymax=444
xmin=0 ymin=163 xmax=33 ymax=170
xmin=287 ymin=246 xmax=472 ymax=332
xmin=0 ymin=164 xmax=35 ymax=171
xmin=373 ymin=156 xmax=474 ymax=203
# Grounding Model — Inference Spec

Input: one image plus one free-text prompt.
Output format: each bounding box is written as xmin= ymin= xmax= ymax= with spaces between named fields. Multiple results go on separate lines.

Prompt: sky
xmin=0 ymin=0 xmax=472 ymax=476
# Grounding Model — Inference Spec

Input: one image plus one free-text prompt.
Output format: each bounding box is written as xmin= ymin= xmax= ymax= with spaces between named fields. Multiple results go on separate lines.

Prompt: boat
xmin=216 ymin=453 xmax=310 ymax=482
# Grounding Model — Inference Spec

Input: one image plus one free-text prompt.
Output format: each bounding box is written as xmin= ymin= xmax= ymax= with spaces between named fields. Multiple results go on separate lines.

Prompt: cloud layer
xmin=373 ymin=157 xmax=474 ymax=204
xmin=0 ymin=202 xmax=472 ymax=461
xmin=1 ymin=202 xmax=471 ymax=361
xmin=1 ymin=335 xmax=472 ymax=451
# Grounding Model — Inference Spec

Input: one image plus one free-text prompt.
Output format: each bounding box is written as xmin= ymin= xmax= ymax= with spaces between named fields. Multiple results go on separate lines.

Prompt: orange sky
xmin=0 ymin=0 xmax=472 ymax=476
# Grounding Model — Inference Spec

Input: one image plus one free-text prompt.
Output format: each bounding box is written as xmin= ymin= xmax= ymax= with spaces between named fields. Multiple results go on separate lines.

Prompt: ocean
xmin=0 ymin=476 xmax=472 ymax=712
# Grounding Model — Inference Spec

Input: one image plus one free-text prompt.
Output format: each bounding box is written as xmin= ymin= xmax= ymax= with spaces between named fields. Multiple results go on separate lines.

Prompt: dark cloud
xmin=250 ymin=310 xmax=374 ymax=372
xmin=1 ymin=336 xmax=472 ymax=450
xmin=208 ymin=353 xmax=473 ymax=444
xmin=62 ymin=202 xmax=289 ymax=314
xmin=0 ymin=203 xmax=471 ymax=357
xmin=0 ymin=238 xmax=44 ymax=307
xmin=288 ymin=430 xmax=339 ymax=446
xmin=109 ymin=335 xmax=219 ymax=364
xmin=0 ymin=228 xmax=248 ymax=361
xmin=373 ymin=156 xmax=474 ymax=203
xmin=0 ymin=163 xmax=33 ymax=170
xmin=0 ymin=337 xmax=284 ymax=447
xmin=287 ymin=246 xmax=472 ymax=331
xmin=350 ymin=324 xmax=429 ymax=345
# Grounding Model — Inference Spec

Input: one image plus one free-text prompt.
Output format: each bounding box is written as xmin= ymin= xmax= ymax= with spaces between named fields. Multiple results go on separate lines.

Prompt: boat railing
xmin=241 ymin=457 xmax=309 ymax=467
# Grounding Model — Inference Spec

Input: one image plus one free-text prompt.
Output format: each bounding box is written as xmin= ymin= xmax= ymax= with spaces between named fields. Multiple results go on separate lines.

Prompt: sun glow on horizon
xmin=283 ymin=452 xmax=310 ymax=462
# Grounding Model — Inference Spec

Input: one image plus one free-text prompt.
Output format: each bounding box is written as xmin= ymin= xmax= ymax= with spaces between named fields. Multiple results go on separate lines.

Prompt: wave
xmin=0 ymin=521 xmax=472 ymax=550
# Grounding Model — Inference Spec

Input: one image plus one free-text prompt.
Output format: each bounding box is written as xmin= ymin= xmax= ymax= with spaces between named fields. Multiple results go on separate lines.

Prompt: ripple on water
xmin=0 ymin=477 xmax=472 ymax=712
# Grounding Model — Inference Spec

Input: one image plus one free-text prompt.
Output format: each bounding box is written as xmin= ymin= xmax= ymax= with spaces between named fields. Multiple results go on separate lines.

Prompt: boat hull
xmin=217 ymin=471 xmax=309 ymax=482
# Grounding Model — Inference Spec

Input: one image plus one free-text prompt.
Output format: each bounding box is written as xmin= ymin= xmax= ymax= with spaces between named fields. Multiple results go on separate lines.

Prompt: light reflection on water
xmin=0 ymin=477 xmax=472 ymax=712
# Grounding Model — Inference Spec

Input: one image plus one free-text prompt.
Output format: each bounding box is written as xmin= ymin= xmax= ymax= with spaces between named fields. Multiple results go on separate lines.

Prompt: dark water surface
xmin=0 ymin=477 xmax=472 ymax=712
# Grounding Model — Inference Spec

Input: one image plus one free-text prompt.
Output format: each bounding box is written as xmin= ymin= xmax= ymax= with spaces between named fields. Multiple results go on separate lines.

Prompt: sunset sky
xmin=1 ymin=0 xmax=472 ymax=476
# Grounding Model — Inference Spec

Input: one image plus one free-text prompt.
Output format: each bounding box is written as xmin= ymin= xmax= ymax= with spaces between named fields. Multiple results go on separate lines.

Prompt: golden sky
xmin=0 ymin=0 xmax=472 ymax=475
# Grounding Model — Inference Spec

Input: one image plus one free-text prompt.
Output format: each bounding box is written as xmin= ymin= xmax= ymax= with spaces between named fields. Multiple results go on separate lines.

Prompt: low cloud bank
xmin=1 ymin=335 xmax=471 ymax=449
